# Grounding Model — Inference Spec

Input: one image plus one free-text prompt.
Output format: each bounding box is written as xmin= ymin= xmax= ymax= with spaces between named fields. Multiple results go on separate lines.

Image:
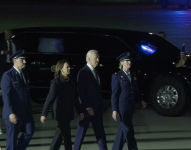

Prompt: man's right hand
xmin=87 ymin=107 xmax=94 ymax=116
xmin=112 ymin=111 xmax=118 ymax=121
xmin=9 ymin=114 xmax=17 ymax=124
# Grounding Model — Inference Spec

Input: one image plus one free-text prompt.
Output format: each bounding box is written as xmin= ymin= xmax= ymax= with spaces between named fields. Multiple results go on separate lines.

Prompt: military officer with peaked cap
xmin=1 ymin=50 xmax=35 ymax=150
xmin=111 ymin=52 xmax=146 ymax=150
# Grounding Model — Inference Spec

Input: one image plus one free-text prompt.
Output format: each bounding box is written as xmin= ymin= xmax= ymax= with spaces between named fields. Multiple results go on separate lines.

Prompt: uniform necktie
xmin=127 ymin=73 xmax=131 ymax=82
xmin=20 ymin=72 xmax=26 ymax=84
xmin=9 ymin=41 xmax=12 ymax=56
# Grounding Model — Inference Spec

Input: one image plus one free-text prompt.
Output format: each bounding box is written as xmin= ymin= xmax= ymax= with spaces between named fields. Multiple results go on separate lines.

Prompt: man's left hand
xmin=141 ymin=101 xmax=146 ymax=108
xmin=40 ymin=116 xmax=46 ymax=124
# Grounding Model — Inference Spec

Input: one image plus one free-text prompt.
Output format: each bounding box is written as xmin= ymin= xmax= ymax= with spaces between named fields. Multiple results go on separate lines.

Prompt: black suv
xmin=0 ymin=27 xmax=190 ymax=117
xmin=158 ymin=0 xmax=191 ymax=8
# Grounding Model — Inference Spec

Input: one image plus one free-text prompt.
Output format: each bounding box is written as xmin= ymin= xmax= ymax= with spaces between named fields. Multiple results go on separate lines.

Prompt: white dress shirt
xmin=86 ymin=63 xmax=100 ymax=110
xmin=87 ymin=63 xmax=100 ymax=84
xmin=13 ymin=66 xmax=25 ymax=83
xmin=122 ymin=70 xmax=131 ymax=82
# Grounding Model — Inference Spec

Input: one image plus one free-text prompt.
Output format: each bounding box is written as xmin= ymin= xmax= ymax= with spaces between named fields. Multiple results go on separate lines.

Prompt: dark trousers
xmin=49 ymin=126 xmax=62 ymax=150
xmin=53 ymin=119 xmax=72 ymax=150
xmin=4 ymin=119 xmax=35 ymax=150
xmin=73 ymin=110 xmax=108 ymax=150
xmin=112 ymin=113 xmax=138 ymax=150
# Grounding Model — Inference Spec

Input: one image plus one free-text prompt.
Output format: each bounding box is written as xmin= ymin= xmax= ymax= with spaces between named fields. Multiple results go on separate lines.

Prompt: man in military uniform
xmin=1 ymin=50 xmax=35 ymax=150
xmin=111 ymin=52 xmax=146 ymax=150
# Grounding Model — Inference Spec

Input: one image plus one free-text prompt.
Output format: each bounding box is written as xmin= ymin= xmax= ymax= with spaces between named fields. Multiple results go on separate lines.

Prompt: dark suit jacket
xmin=0 ymin=39 xmax=21 ymax=51
xmin=41 ymin=77 xmax=81 ymax=120
xmin=111 ymin=70 xmax=142 ymax=115
xmin=77 ymin=65 xmax=107 ymax=113
xmin=1 ymin=67 xmax=33 ymax=120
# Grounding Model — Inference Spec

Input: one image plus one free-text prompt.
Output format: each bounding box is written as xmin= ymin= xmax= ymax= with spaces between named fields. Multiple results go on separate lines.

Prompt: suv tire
xmin=150 ymin=76 xmax=190 ymax=116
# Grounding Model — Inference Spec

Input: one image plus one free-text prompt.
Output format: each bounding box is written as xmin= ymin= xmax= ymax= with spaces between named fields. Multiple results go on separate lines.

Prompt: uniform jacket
xmin=41 ymin=77 xmax=81 ymax=120
xmin=1 ymin=67 xmax=32 ymax=120
xmin=111 ymin=70 xmax=142 ymax=114
xmin=77 ymin=65 xmax=107 ymax=113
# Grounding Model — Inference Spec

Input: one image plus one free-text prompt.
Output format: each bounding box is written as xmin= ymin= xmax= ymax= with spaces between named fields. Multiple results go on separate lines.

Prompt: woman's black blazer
xmin=41 ymin=77 xmax=81 ymax=120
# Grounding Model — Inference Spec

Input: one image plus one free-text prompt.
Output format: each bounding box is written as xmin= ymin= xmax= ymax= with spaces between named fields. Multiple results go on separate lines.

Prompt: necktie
xmin=9 ymin=41 xmax=12 ymax=56
xmin=94 ymin=69 xmax=99 ymax=84
xmin=20 ymin=72 xmax=26 ymax=84
xmin=127 ymin=73 xmax=131 ymax=82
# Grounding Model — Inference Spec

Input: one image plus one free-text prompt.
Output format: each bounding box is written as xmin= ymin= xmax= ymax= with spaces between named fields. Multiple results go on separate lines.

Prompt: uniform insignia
xmin=134 ymin=76 xmax=137 ymax=80
xmin=120 ymin=75 xmax=123 ymax=79
xmin=14 ymin=81 xmax=19 ymax=84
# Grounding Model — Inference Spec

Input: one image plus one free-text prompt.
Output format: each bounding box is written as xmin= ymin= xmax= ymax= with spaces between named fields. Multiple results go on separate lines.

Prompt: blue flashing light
xmin=141 ymin=45 xmax=157 ymax=55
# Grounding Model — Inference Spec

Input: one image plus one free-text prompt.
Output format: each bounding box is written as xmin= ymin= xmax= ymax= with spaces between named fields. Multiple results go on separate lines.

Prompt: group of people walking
xmin=0 ymin=48 xmax=146 ymax=150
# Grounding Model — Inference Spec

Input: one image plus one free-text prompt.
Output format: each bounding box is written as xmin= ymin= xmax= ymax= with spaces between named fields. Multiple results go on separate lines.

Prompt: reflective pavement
xmin=1 ymin=102 xmax=191 ymax=150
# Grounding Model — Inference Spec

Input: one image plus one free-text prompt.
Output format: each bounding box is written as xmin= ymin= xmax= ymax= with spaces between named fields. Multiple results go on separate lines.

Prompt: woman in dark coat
xmin=40 ymin=59 xmax=84 ymax=150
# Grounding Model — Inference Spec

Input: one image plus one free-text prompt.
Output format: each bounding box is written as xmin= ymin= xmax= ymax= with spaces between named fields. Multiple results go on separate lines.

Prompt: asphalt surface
xmin=1 ymin=103 xmax=191 ymax=149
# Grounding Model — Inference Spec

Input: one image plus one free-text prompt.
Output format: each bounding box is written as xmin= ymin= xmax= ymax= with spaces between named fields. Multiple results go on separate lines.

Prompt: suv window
xmin=76 ymin=33 xmax=133 ymax=57
xmin=15 ymin=32 xmax=138 ymax=58
xmin=14 ymin=32 xmax=80 ymax=54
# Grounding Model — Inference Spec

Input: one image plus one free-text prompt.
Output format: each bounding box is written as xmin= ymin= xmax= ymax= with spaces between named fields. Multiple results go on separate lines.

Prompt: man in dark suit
xmin=111 ymin=52 xmax=146 ymax=150
xmin=0 ymin=30 xmax=21 ymax=79
xmin=73 ymin=50 xmax=108 ymax=150
xmin=1 ymin=50 xmax=35 ymax=150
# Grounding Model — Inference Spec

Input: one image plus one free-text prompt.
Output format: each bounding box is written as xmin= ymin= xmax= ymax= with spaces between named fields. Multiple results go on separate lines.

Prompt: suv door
xmin=14 ymin=31 xmax=141 ymax=102
xmin=14 ymin=32 xmax=86 ymax=102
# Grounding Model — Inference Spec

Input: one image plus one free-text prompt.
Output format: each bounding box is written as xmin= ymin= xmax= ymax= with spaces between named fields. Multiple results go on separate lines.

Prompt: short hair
xmin=86 ymin=49 xmax=98 ymax=62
